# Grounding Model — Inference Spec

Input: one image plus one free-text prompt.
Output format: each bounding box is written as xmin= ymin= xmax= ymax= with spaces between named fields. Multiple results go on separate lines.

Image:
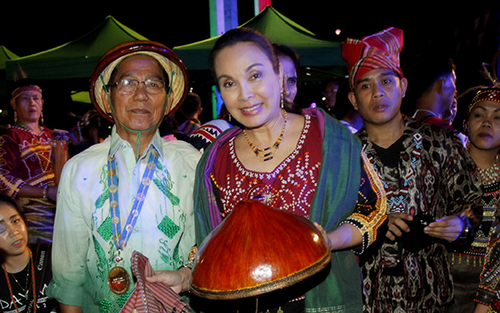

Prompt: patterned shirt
xmin=0 ymin=124 xmax=54 ymax=197
xmin=47 ymin=127 xmax=200 ymax=313
xmin=211 ymin=115 xmax=387 ymax=254
xmin=357 ymin=118 xmax=483 ymax=312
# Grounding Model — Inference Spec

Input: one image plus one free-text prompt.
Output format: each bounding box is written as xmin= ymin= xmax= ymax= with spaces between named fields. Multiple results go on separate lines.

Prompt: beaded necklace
xmin=478 ymin=155 xmax=500 ymax=185
xmin=243 ymin=110 xmax=287 ymax=162
xmin=15 ymin=121 xmax=43 ymax=134
xmin=2 ymin=248 xmax=37 ymax=313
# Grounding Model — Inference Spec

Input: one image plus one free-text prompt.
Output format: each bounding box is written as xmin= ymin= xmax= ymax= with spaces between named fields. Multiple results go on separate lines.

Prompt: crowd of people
xmin=0 ymin=24 xmax=498 ymax=313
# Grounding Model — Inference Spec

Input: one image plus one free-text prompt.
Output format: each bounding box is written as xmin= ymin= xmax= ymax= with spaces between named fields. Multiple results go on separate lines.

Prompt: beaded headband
xmin=11 ymin=85 xmax=42 ymax=99
xmin=469 ymin=87 xmax=500 ymax=112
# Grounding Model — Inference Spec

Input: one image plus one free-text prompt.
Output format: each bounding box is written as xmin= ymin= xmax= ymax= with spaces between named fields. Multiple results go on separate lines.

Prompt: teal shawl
xmin=193 ymin=108 xmax=363 ymax=312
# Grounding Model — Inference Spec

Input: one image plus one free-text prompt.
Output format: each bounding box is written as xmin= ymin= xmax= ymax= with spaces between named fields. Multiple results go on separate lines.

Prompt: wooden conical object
xmin=191 ymin=193 xmax=331 ymax=299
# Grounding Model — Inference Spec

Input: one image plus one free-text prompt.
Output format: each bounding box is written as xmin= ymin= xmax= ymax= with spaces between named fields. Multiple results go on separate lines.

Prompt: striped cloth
xmin=121 ymin=251 xmax=191 ymax=313
xmin=341 ymin=27 xmax=404 ymax=89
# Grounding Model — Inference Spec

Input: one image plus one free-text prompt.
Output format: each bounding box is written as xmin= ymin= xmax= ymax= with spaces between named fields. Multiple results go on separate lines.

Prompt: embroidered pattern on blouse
xmin=0 ymin=126 xmax=54 ymax=196
xmin=212 ymin=115 xmax=320 ymax=217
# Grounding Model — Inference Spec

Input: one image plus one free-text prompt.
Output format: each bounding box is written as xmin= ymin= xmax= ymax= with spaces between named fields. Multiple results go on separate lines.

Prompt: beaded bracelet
xmin=42 ymin=185 xmax=48 ymax=200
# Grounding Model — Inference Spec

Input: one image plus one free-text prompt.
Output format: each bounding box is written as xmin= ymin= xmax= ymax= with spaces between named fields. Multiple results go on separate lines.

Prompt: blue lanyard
xmin=107 ymin=148 xmax=159 ymax=250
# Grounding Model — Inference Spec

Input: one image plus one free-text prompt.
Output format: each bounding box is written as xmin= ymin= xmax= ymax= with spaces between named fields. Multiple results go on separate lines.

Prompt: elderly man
xmin=47 ymin=41 xmax=200 ymax=313
xmin=343 ymin=28 xmax=483 ymax=312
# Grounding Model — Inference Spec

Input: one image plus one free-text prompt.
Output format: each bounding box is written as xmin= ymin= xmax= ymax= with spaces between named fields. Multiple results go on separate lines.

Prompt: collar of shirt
xmin=108 ymin=125 xmax=164 ymax=161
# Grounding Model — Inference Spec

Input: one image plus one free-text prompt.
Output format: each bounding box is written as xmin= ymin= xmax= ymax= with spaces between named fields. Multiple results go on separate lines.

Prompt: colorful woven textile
xmin=342 ymin=27 xmax=404 ymax=89
xmin=121 ymin=251 xmax=191 ymax=313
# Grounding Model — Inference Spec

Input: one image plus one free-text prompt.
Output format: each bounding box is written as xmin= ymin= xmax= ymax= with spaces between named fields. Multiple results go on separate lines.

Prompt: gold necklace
xmin=9 ymin=267 xmax=29 ymax=294
xmin=243 ymin=110 xmax=287 ymax=162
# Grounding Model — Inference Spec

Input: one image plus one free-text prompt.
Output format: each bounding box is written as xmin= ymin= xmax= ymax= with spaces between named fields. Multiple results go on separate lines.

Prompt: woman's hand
xmin=145 ymin=267 xmax=192 ymax=294
xmin=313 ymin=222 xmax=362 ymax=250
xmin=313 ymin=222 xmax=332 ymax=250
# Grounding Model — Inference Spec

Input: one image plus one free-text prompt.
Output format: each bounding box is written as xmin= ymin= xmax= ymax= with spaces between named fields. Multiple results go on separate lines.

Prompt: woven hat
xmin=342 ymin=27 xmax=404 ymax=90
xmin=90 ymin=41 xmax=188 ymax=123
xmin=191 ymin=191 xmax=331 ymax=300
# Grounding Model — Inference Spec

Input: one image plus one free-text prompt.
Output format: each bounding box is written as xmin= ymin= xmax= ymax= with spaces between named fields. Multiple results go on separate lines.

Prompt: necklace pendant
xmin=107 ymin=266 xmax=130 ymax=295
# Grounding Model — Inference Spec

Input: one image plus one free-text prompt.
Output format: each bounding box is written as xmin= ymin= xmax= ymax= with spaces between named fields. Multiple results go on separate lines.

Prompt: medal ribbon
xmin=107 ymin=148 xmax=160 ymax=250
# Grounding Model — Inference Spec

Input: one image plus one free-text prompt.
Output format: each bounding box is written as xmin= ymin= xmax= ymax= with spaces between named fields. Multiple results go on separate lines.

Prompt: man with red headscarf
xmin=343 ymin=27 xmax=483 ymax=312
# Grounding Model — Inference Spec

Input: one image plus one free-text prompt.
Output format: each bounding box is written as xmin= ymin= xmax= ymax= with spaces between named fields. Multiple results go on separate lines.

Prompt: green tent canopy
xmin=71 ymin=91 xmax=91 ymax=104
xmin=0 ymin=46 xmax=19 ymax=71
xmin=173 ymin=6 xmax=345 ymax=71
xmin=5 ymin=16 xmax=148 ymax=81
xmin=0 ymin=46 xmax=19 ymax=97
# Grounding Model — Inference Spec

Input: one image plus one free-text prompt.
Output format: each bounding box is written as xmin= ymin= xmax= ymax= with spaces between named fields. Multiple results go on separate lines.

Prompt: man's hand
xmin=424 ymin=215 xmax=463 ymax=242
xmin=145 ymin=267 xmax=192 ymax=294
xmin=386 ymin=213 xmax=413 ymax=241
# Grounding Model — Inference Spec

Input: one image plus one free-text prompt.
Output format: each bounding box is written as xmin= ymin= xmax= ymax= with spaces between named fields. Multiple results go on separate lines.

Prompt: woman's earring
xmin=14 ymin=111 xmax=17 ymax=122
xmin=40 ymin=112 xmax=44 ymax=124
xmin=280 ymin=89 xmax=284 ymax=109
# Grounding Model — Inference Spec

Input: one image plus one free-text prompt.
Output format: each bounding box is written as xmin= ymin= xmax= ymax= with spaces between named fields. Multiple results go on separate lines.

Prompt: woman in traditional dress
xmin=0 ymin=79 xmax=58 ymax=244
xmin=192 ymin=27 xmax=388 ymax=313
xmin=465 ymin=87 xmax=500 ymax=313
xmin=0 ymin=193 xmax=57 ymax=312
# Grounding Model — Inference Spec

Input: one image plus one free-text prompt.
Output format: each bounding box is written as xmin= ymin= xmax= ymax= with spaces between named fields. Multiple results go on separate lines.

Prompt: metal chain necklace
xmin=243 ymin=110 xmax=287 ymax=162
xmin=2 ymin=248 xmax=37 ymax=313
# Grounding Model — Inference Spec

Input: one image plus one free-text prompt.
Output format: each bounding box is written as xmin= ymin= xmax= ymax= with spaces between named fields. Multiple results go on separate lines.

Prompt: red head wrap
xmin=342 ymin=27 xmax=404 ymax=90
xmin=11 ymin=85 xmax=42 ymax=99
xmin=469 ymin=87 xmax=500 ymax=112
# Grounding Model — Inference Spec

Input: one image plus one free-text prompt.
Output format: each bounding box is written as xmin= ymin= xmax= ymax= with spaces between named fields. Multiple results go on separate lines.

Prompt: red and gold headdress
xmin=469 ymin=87 xmax=500 ymax=112
xmin=342 ymin=27 xmax=404 ymax=90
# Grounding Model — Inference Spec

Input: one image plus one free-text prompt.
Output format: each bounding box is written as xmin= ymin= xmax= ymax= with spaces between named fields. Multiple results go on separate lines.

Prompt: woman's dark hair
xmin=209 ymin=27 xmax=301 ymax=114
xmin=0 ymin=193 xmax=27 ymax=263
xmin=0 ymin=193 xmax=26 ymax=223
xmin=209 ymin=27 xmax=279 ymax=81
xmin=273 ymin=43 xmax=300 ymax=72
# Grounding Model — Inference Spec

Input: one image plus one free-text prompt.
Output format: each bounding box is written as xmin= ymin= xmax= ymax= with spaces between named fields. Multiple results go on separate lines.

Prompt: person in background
xmin=405 ymin=53 xmax=458 ymax=130
xmin=443 ymin=95 xmax=469 ymax=147
xmin=189 ymin=103 xmax=233 ymax=153
xmin=177 ymin=92 xmax=203 ymax=136
xmin=462 ymin=87 xmax=500 ymax=313
xmin=192 ymin=27 xmax=387 ymax=313
xmin=0 ymin=193 xmax=58 ymax=312
xmin=343 ymin=27 xmax=483 ymax=312
xmin=332 ymin=78 xmax=363 ymax=133
xmin=322 ymin=79 xmax=340 ymax=113
xmin=0 ymin=79 xmax=58 ymax=244
xmin=273 ymin=44 xmax=299 ymax=105
xmin=47 ymin=41 xmax=200 ymax=313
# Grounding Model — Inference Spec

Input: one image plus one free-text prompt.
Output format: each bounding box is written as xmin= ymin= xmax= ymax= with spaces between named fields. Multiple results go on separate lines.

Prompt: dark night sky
xmin=0 ymin=1 xmax=499 ymax=128
xmin=0 ymin=1 xmax=495 ymax=58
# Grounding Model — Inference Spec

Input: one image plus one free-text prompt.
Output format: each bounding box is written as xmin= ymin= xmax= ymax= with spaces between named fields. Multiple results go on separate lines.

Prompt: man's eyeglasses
xmin=108 ymin=79 xmax=167 ymax=95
